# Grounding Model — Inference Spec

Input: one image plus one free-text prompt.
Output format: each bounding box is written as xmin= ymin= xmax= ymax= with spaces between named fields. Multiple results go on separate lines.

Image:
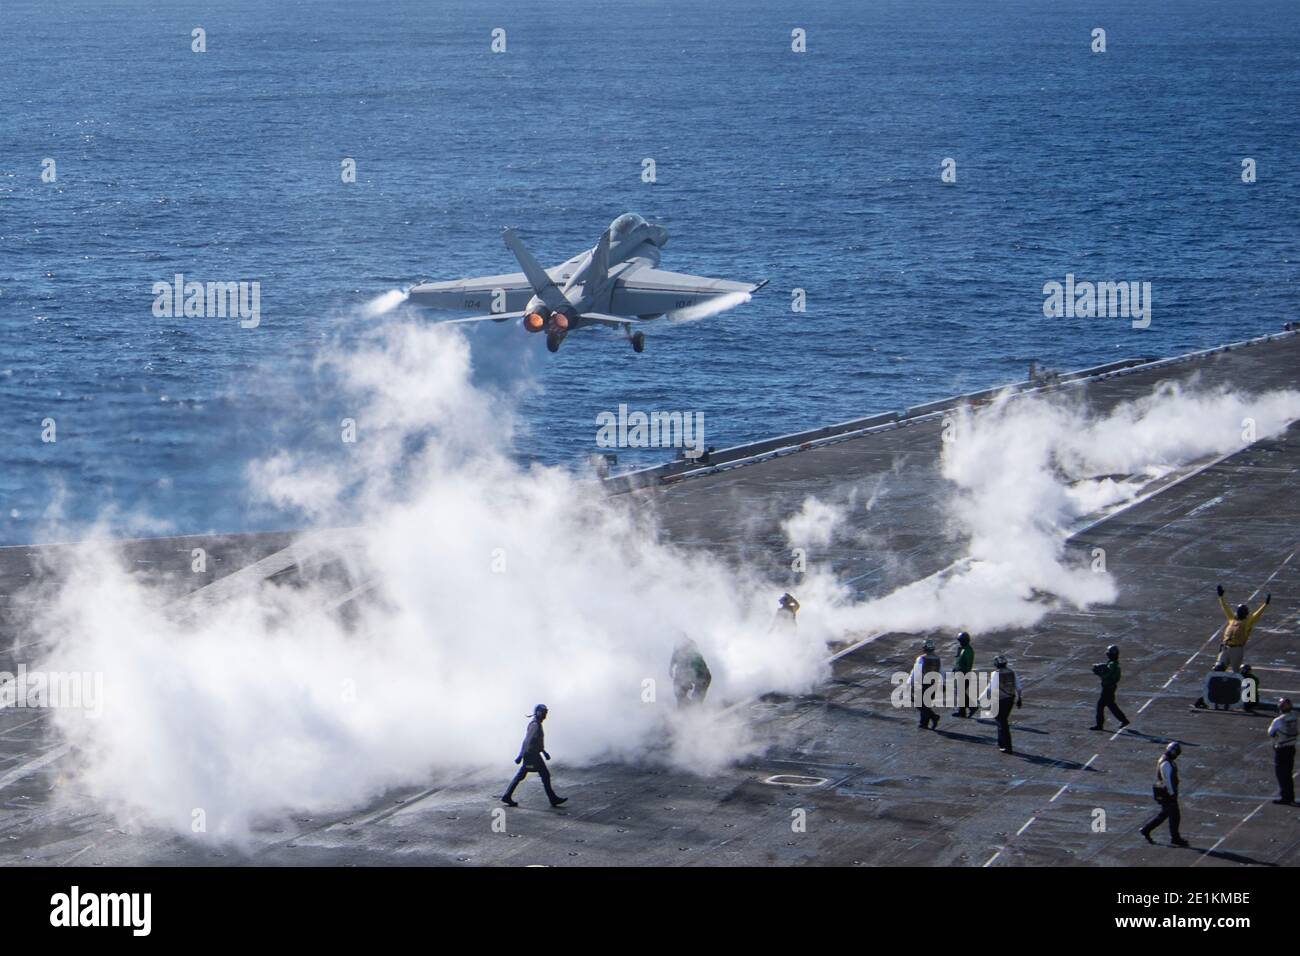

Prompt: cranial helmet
xmin=1165 ymin=741 xmax=1182 ymax=757
xmin=923 ymin=639 xmax=936 ymax=652
xmin=1106 ymin=644 xmax=1120 ymax=660
xmin=993 ymin=655 xmax=1008 ymax=668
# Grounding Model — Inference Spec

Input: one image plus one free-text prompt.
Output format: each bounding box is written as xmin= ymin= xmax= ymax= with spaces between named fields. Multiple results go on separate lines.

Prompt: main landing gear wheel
xmin=630 ymin=331 xmax=646 ymax=353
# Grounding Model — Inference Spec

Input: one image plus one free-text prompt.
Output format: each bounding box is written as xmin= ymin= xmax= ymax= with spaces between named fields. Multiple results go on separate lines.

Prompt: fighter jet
xmin=407 ymin=213 xmax=767 ymax=353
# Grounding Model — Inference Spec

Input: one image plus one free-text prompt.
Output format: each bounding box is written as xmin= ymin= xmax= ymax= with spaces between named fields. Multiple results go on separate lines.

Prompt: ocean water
xmin=1 ymin=0 xmax=1296 ymax=544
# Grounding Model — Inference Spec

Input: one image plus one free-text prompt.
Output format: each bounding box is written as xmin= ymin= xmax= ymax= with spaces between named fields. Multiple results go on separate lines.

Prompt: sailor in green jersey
xmin=1090 ymin=644 xmax=1130 ymax=731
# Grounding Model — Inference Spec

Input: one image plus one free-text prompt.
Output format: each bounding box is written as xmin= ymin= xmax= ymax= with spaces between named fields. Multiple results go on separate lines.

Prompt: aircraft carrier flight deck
xmin=1 ymin=330 xmax=1297 ymax=867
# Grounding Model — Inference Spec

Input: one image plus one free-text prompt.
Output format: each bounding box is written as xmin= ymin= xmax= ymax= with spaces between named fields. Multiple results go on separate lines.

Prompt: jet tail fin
xmin=587 ymin=228 xmax=611 ymax=289
xmin=502 ymin=228 xmax=566 ymax=310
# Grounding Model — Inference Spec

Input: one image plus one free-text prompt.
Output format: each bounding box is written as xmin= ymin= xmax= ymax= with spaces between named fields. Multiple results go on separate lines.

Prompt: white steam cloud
xmin=359 ymin=288 xmax=410 ymax=319
xmin=822 ymin=381 xmax=1300 ymax=637
xmin=781 ymin=496 xmax=847 ymax=551
xmin=666 ymin=290 xmax=752 ymax=324
xmin=27 ymin=321 xmax=829 ymax=840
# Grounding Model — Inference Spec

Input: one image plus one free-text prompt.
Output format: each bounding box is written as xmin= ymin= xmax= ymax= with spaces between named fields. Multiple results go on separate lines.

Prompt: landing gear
xmin=630 ymin=331 xmax=646 ymax=353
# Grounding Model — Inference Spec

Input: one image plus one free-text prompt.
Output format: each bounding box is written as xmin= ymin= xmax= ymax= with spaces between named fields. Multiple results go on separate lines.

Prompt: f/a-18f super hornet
xmin=407 ymin=213 xmax=767 ymax=353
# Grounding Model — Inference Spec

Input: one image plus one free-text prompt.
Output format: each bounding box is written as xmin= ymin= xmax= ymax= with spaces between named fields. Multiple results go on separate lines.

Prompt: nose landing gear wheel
xmin=630 ymin=331 xmax=646 ymax=353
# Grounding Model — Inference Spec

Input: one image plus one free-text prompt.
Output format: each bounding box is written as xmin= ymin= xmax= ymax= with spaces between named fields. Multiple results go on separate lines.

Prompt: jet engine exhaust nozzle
xmin=524 ymin=312 xmax=547 ymax=333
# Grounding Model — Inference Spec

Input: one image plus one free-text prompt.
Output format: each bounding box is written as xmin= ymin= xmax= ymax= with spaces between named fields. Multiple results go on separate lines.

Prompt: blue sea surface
xmin=1 ymin=0 xmax=1296 ymax=544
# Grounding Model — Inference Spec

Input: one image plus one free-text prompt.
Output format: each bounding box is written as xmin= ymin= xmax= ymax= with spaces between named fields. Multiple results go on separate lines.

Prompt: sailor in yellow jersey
xmin=1214 ymin=583 xmax=1270 ymax=672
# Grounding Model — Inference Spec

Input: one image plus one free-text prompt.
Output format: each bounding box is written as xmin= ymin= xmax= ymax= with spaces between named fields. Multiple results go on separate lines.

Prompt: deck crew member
xmin=670 ymin=638 xmax=712 ymax=706
xmin=1214 ymin=584 xmax=1270 ymax=672
xmin=1268 ymin=698 xmax=1297 ymax=805
xmin=771 ymin=592 xmax=800 ymax=632
xmin=501 ymin=704 xmax=568 ymax=808
xmin=951 ymin=632 xmax=975 ymax=718
xmin=1140 ymin=742 xmax=1188 ymax=847
xmin=1090 ymin=644 xmax=1130 ymax=731
xmin=909 ymin=639 xmax=942 ymax=730
xmin=979 ymin=656 xmax=1022 ymax=754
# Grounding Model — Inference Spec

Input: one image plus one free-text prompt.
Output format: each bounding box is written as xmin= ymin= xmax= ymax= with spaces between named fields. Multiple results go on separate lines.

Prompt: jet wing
xmin=611 ymin=267 xmax=760 ymax=316
xmin=408 ymin=273 xmax=534 ymax=312
xmin=408 ymin=255 xmax=585 ymax=313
